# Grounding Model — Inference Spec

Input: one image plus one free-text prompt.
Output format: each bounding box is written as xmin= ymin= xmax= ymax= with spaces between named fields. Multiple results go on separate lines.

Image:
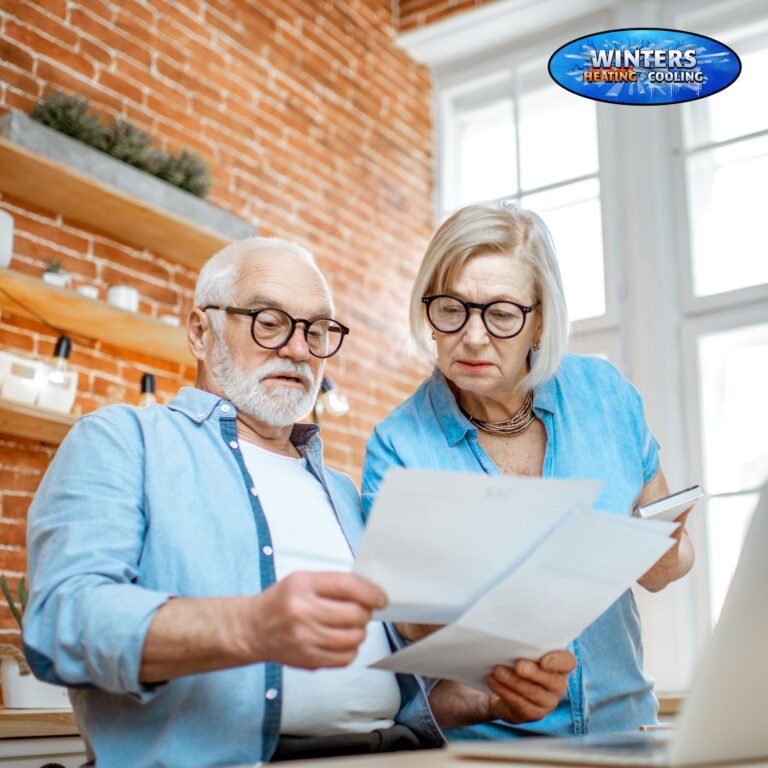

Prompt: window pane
xmin=523 ymin=179 xmax=605 ymax=321
xmin=706 ymin=493 xmax=758 ymax=622
xmin=456 ymin=99 xmax=517 ymax=206
xmin=686 ymin=134 xmax=768 ymax=296
xmin=698 ymin=322 xmax=768 ymax=495
xmin=518 ymin=71 xmax=599 ymax=191
xmin=683 ymin=43 xmax=768 ymax=148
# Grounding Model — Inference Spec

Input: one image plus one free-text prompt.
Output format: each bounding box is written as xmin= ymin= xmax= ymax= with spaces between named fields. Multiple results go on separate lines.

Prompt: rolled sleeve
xmin=622 ymin=378 xmax=661 ymax=484
xmin=361 ymin=427 xmax=404 ymax=520
xmin=23 ymin=411 xmax=172 ymax=702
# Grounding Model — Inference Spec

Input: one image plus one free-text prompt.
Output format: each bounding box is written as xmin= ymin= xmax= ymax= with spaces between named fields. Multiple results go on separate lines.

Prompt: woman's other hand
xmin=429 ymin=649 xmax=576 ymax=728
xmin=486 ymin=650 xmax=577 ymax=723
xmin=636 ymin=470 xmax=695 ymax=592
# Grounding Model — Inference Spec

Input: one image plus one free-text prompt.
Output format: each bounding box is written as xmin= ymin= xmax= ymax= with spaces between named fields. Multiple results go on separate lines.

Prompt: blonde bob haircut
xmin=409 ymin=202 xmax=569 ymax=393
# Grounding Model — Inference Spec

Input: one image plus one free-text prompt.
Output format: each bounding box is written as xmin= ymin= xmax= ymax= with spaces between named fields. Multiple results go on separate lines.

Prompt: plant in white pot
xmin=42 ymin=260 xmax=71 ymax=289
xmin=0 ymin=574 xmax=71 ymax=708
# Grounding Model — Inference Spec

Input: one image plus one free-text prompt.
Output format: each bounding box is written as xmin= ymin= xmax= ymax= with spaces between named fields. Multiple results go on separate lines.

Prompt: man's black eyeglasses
xmin=202 ymin=306 xmax=350 ymax=358
xmin=422 ymin=295 xmax=539 ymax=339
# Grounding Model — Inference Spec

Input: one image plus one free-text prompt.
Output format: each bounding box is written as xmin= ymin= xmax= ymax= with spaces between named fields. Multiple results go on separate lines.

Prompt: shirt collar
xmin=533 ymin=374 xmax=556 ymax=415
xmin=167 ymin=386 xmax=322 ymax=450
xmin=427 ymin=369 xmax=476 ymax=447
xmin=167 ymin=386 xmax=223 ymax=423
xmin=427 ymin=366 xmax=557 ymax=447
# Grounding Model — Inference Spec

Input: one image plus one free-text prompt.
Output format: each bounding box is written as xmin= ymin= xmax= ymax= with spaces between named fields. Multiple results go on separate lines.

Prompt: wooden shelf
xmin=0 ymin=398 xmax=76 ymax=445
xmin=0 ymin=111 xmax=257 ymax=271
xmin=658 ymin=692 xmax=685 ymax=717
xmin=0 ymin=268 xmax=191 ymax=366
xmin=0 ymin=708 xmax=77 ymax=739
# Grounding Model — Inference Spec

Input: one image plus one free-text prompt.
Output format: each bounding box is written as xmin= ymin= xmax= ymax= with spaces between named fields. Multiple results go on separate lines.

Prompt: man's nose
xmin=278 ymin=323 xmax=311 ymax=361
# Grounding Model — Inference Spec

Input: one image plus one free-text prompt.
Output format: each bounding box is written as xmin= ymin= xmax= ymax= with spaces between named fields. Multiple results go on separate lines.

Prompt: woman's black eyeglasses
xmin=422 ymin=295 xmax=539 ymax=339
xmin=202 ymin=306 xmax=350 ymax=358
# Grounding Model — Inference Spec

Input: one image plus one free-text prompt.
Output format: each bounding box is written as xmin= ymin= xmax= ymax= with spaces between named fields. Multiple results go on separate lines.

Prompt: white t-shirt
xmin=240 ymin=440 xmax=401 ymax=737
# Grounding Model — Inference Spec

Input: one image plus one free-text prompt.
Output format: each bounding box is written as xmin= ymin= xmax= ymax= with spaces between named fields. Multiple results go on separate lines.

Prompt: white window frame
xmin=433 ymin=14 xmax=623 ymax=359
xmin=399 ymin=0 xmax=768 ymax=691
xmin=666 ymin=0 xmax=768 ymax=640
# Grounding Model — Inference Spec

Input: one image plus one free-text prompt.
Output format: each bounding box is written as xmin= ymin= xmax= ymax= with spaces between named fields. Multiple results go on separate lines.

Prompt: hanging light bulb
xmin=48 ymin=335 xmax=72 ymax=385
xmin=317 ymin=376 xmax=349 ymax=417
xmin=139 ymin=373 xmax=157 ymax=408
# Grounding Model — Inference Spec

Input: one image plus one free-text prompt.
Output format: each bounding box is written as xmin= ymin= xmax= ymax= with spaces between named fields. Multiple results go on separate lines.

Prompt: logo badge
xmin=548 ymin=28 xmax=741 ymax=106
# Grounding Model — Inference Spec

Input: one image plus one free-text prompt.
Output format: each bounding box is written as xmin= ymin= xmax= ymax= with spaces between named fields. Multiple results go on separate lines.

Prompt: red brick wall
xmin=0 ymin=0 xmax=433 ymax=644
xmin=398 ymin=0 xmax=498 ymax=32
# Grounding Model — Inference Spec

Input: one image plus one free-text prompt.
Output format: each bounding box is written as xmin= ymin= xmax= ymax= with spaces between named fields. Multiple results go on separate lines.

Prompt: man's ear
xmin=188 ymin=307 xmax=210 ymax=362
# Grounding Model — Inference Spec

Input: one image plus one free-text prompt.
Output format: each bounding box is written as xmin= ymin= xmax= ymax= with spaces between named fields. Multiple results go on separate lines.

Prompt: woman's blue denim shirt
xmin=362 ymin=354 xmax=661 ymax=740
xmin=23 ymin=387 xmax=442 ymax=768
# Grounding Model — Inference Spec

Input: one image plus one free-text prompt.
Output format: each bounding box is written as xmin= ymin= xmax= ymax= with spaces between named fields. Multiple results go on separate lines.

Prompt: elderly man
xmin=23 ymin=238 xmax=571 ymax=768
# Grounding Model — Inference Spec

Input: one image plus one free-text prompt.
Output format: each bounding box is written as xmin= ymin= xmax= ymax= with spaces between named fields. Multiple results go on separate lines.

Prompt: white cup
xmin=107 ymin=285 xmax=139 ymax=312
xmin=76 ymin=285 xmax=100 ymax=300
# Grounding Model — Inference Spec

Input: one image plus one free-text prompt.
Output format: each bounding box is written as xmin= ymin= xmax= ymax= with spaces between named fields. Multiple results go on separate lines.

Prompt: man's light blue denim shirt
xmin=24 ymin=387 xmax=442 ymax=768
xmin=362 ymin=354 xmax=661 ymax=740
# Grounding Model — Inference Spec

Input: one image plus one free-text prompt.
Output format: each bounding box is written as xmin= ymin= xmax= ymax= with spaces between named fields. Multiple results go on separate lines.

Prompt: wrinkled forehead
xmin=436 ymin=251 xmax=537 ymax=303
xmin=232 ymin=249 xmax=334 ymax=317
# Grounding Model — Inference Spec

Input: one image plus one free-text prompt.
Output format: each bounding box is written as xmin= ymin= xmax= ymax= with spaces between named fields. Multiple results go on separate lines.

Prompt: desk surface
xmin=270 ymin=749 xmax=768 ymax=768
xmin=0 ymin=694 xmax=683 ymax=741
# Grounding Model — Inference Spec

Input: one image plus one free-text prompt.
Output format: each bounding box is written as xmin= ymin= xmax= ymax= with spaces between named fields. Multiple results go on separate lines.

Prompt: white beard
xmin=209 ymin=341 xmax=321 ymax=427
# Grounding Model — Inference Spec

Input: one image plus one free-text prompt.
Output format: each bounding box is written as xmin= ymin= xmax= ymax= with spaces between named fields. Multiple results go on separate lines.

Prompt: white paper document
xmin=354 ymin=469 xmax=603 ymax=623
xmin=355 ymin=469 xmax=677 ymax=689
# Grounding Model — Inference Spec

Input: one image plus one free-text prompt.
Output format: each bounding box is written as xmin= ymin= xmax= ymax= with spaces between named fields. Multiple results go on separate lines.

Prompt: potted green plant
xmin=0 ymin=575 xmax=70 ymax=708
xmin=42 ymin=260 xmax=71 ymax=289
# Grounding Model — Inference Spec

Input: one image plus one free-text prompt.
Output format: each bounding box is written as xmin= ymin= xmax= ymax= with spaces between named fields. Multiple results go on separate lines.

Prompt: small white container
xmin=159 ymin=314 xmax=181 ymax=327
xmin=107 ymin=285 xmax=139 ymax=312
xmin=0 ymin=353 xmax=46 ymax=404
xmin=75 ymin=284 xmax=100 ymax=300
xmin=42 ymin=270 xmax=70 ymax=289
xmin=0 ymin=209 xmax=13 ymax=269
xmin=0 ymin=657 xmax=71 ymax=709
xmin=38 ymin=367 xmax=79 ymax=413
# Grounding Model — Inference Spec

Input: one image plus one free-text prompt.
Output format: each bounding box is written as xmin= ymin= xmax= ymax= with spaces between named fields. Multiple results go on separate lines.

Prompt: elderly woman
xmin=362 ymin=203 xmax=694 ymax=740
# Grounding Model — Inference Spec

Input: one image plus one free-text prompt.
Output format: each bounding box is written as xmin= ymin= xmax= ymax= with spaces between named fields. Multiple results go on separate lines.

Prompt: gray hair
xmin=195 ymin=236 xmax=326 ymax=335
xmin=409 ymin=202 xmax=569 ymax=392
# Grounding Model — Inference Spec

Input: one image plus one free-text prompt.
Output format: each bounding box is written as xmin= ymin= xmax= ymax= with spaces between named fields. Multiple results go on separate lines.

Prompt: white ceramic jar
xmin=106 ymin=285 xmax=139 ymax=312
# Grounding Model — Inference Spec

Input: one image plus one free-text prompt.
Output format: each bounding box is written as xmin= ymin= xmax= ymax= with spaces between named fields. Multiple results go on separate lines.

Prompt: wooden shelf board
xmin=0 ymin=268 xmax=191 ymax=367
xmin=0 ymin=398 xmax=76 ymax=445
xmin=0 ymin=708 xmax=78 ymax=739
xmin=0 ymin=111 xmax=258 ymax=270
xmin=0 ymin=136 xmax=228 ymax=271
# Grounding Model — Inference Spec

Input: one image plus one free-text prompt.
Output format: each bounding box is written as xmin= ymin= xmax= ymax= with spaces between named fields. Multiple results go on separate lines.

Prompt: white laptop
xmin=451 ymin=484 xmax=768 ymax=767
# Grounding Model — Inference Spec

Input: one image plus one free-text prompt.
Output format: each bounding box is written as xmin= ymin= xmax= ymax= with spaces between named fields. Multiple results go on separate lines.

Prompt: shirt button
xmin=220 ymin=404 xmax=231 ymax=413
xmin=229 ymin=440 xmax=239 ymax=450
xmin=250 ymin=487 xmax=258 ymax=496
xmin=265 ymin=688 xmax=279 ymax=701
xmin=262 ymin=545 xmax=273 ymax=556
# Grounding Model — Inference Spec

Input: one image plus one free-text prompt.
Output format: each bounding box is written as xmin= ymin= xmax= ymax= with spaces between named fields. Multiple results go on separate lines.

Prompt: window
xmin=440 ymin=59 xmax=604 ymax=323
xmin=425 ymin=0 xmax=766 ymax=689
xmin=677 ymin=2 xmax=768 ymax=624
xmin=682 ymin=35 xmax=768 ymax=297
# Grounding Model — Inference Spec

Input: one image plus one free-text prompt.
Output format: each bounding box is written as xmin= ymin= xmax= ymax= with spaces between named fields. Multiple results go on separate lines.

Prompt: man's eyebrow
xmin=240 ymin=294 xmax=334 ymax=318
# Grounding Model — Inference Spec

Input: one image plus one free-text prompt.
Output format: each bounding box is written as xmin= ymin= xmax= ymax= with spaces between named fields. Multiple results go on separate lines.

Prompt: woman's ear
xmin=535 ymin=312 xmax=544 ymax=347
